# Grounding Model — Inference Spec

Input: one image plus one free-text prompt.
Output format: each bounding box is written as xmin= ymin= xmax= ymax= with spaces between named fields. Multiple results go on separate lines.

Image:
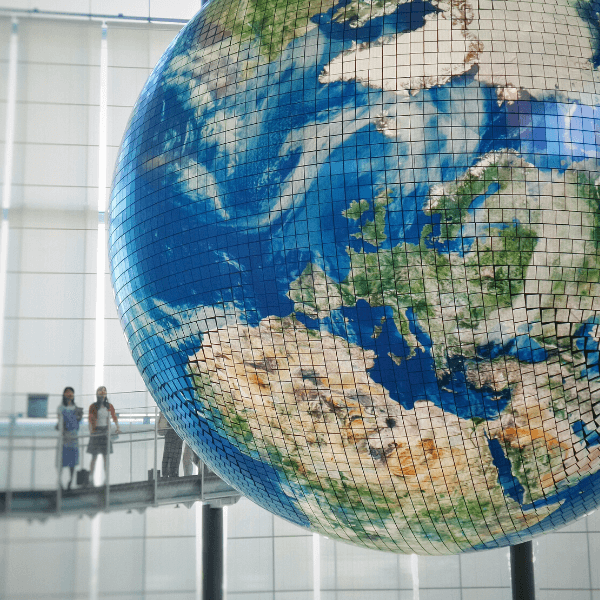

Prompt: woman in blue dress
xmin=57 ymin=387 xmax=83 ymax=490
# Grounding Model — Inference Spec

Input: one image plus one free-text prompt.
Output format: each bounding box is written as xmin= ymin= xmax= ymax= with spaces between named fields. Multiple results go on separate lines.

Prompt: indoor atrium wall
xmin=0 ymin=7 xmax=599 ymax=600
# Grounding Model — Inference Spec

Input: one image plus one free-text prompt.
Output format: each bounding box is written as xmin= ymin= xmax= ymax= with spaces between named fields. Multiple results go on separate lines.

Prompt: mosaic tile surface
xmin=109 ymin=0 xmax=600 ymax=554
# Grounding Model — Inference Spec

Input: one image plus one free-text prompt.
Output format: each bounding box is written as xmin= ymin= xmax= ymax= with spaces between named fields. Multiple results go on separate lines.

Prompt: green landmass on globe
xmin=189 ymin=151 xmax=600 ymax=553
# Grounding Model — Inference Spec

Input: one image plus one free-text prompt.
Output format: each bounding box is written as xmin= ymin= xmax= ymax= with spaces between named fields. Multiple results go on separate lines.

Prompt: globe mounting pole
xmin=510 ymin=541 xmax=535 ymax=600
xmin=202 ymin=502 xmax=224 ymax=600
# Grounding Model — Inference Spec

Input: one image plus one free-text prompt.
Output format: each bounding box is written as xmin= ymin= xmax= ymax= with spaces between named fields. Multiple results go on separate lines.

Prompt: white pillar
xmin=0 ymin=18 xmax=19 ymax=410
xmin=313 ymin=533 xmax=321 ymax=600
xmin=89 ymin=513 xmax=102 ymax=600
xmin=94 ymin=22 xmax=108 ymax=390
xmin=411 ymin=553 xmax=420 ymax=600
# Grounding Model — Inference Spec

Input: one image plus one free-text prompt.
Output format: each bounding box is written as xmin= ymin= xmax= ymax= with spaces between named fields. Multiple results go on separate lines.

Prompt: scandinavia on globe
xmin=109 ymin=0 xmax=600 ymax=554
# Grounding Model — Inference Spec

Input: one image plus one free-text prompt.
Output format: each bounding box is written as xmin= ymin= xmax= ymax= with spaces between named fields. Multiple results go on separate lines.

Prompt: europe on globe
xmin=108 ymin=0 xmax=600 ymax=554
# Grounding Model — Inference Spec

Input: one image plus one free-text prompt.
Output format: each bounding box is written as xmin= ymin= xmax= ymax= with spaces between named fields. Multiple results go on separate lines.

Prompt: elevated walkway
xmin=0 ymin=406 xmax=242 ymax=519
xmin=0 ymin=469 xmax=241 ymax=519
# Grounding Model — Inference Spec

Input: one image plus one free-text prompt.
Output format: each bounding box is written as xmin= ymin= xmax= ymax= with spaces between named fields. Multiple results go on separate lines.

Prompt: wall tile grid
xmin=1 ymin=497 xmax=600 ymax=597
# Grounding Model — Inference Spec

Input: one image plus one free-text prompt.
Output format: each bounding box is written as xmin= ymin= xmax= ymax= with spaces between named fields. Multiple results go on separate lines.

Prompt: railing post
xmin=56 ymin=411 xmax=63 ymax=514
xmin=5 ymin=413 xmax=14 ymax=514
xmin=105 ymin=425 xmax=110 ymax=510
xmin=153 ymin=405 xmax=158 ymax=506
xmin=129 ymin=408 xmax=133 ymax=483
xmin=30 ymin=433 xmax=35 ymax=489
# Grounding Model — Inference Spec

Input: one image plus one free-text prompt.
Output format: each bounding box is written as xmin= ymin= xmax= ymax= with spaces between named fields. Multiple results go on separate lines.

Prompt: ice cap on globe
xmin=109 ymin=0 xmax=600 ymax=554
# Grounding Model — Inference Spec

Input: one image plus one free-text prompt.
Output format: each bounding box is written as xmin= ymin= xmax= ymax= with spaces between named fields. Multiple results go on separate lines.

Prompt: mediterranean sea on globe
xmin=108 ymin=0 xmax=600 ymax=554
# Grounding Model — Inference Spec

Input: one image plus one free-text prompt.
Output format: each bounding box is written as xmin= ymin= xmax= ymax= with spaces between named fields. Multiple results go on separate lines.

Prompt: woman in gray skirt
xmin=87 ymin=386 xmax=121 ymax=482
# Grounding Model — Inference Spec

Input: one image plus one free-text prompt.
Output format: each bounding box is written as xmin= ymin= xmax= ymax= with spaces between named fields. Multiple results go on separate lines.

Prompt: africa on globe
xmin=109 ymin=0 xmax=600 ymax=554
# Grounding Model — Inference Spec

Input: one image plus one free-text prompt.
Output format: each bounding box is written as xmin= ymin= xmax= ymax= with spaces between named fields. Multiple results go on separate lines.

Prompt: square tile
xmin=144 ymin=536 xmax=196 ymax=592
xmin=419 ymin=553 xmax=460 ymax=588
xmin=227 ymin=537 xmax=274 ymax=593
xmin=274 ymin=535 xmax=313 ymax=591
xmin=535 ymin=533 xmax=591 ymax=590
xmin=462 ymin=589 xmax=509 ymax=600
xmin=228 ymin=497 xmax=273 ymax=538
xmin=460 ymin=547 xmax=511 ymax=588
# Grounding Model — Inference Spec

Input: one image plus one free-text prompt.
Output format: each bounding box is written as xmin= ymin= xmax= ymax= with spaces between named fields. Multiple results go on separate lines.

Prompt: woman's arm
xmin=89 ymin=404 xmax=96 ymax=433
xmin=109 ymin=404 xmax=121 ymax=434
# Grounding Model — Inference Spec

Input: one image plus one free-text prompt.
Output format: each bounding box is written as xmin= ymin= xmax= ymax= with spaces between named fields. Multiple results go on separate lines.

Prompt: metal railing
xmin=0 ymin=404 xmax=241 ymax=518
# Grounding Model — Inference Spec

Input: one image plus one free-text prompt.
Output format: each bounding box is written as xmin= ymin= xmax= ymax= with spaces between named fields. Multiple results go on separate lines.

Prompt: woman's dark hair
xmin=62 ymin=387 xmax=75 ymax=406
xmin=95 ymin=386 xmax=110 ymax=408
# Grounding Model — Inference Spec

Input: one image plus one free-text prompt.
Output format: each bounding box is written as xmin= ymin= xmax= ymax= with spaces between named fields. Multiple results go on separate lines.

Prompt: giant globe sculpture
xmin=109 ymin=0 xmax=600 ymax=554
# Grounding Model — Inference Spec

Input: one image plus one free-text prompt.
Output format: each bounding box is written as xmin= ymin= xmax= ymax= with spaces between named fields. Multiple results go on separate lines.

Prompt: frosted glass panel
xmin=227 ymin=537 xmax=274 ymax=593
xmin=149 ymin=0 xmax=201 ymax=20
xmin=98 ymin=538 xmax=145 ymax=593
xmin=17 ymin=103 xmax=97 ymax=146
xmin=228 ymin=497 xmax=273 ymax=538
xmin=335 ymin=544 xmax=401 ymax=591
xmin=144 ymin=536 xmax=196 ymax=592
xmin=90 ymin=0 xmax=150 ymax=17
xmin=274 ymin=536 xmax=313 ymax=591
xmin=20 ymin=63 xmax=100 ymax=105
xmin=536 ymin=533 xmax=591 ymax=590
xmin=20 ymin=20 xmax=100 ymax=66
xmin=460 ymin=548 xmax=510 ymax=589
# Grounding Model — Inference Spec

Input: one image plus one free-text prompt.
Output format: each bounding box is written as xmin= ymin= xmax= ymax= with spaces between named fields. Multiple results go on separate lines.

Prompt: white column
xmin=94 ymin=22 xmax=108 ymax=390
xmin=89 ymin=513 xmax=102 ymax=600
xmin=313 ymin=533 xmax=321 ymax=600
xmin=0 ymin=18 xmax=19 ymax=410
xmin=411 ymin=553 xmax=420 ymax=600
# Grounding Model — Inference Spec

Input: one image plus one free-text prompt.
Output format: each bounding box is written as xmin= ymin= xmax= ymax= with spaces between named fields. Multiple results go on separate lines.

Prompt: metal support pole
xmin=104 ymin=426 xmax=110 ymax=509
xmin=153 ymin=406 xmax=158 ymax=505
xmin=129 ymin=409 xmax=133 ymax=483
xmin=5 ymin=414 xmax=14 ymax=513
xmin=510 ymin=541 xmax=535 ymax=600
xmin=56 ymin=413 xmax=63 ymax=513
xmin=202 ymin=504 xmax=223 ymax=600
xmin=30 ymin=434 xmax=36 ymax=489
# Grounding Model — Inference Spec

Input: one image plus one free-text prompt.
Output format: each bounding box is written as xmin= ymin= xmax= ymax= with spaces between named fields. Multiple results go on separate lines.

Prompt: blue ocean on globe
xmin=109 ymin=0 xmax=600 ymax=553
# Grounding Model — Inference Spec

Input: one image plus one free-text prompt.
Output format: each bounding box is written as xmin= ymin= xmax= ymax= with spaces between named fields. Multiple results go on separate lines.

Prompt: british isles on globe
xmin=109 ymin=0 xmax=600 ymax=554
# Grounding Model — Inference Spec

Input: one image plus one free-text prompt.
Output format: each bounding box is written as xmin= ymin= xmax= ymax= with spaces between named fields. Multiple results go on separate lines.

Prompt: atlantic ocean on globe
xmin=109 ymin=0 xmax=600 ymax=554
